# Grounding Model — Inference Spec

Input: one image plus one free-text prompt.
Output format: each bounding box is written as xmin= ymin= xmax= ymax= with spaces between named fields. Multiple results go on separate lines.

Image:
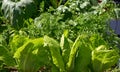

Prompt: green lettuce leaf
xmin=44 ymin=36 xmax=65 ymax=72
xmin=14 ymin=38 xmax=49 ymax=72
xmin=0 ymin=45 xmax=16 ymax=66
xmin=74 ymin=35 xmax=91 ymax=72
xmin=9 ymin=35 xmax=29 ymax=54
xmin=60 ymin=30 xmax=73 ymax=66
xmin=67 ymin=35 xmax=81 ymax=72
xmin=89 ymin=34 xmax=107 ymax=50
xmin=92 ymin=45 xmax=119 ymax=72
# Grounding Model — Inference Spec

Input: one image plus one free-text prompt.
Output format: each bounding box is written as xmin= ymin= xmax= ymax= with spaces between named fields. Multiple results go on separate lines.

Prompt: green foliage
xmin=92 ymin=45 xmax=119 ymax=72
xmin=0 ymin=0 xmax=119 ymax=72
xmin=66 ymin=35 xmax=81 ymax=71
xmin=0 ymin=0 xmax=2 ymax=16
xmin=50 ymin=0 xmax=58 ymax=8
xmin=44 ymin=36 xmax=65 ymax=72
xmin=60 ymin=30 xmax=73 ymax=66
xmin=0 ymin=45 xmax=16 ymax=67
xmin=89 ymin=34 xmax=108 ymax=50
xmin=9 ymin=35 xmax=29 ymax=54
xmin=0 ymin=33 xmax=119 ymax=72
xmin=90 ymin=0 xmax=98 ymax=6
xmin=74 ymin=35 xmax=91 ymax=72
xmin=1 ymin=0 xmax=36 ymax=29
xmin=33 ymin=0 xmax=112 ymax=40
xmin=14 ymin=37 xmax=49 ymax=72
xmin=34 ymin=12 xmax=64 ymax=39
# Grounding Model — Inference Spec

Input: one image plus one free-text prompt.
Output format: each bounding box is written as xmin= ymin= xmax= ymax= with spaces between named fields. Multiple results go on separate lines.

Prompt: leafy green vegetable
xmin=60 ymin=30 xmax=72 ymax=65
xmin=92 ymin=45 xmax=119 ymax=72
xmin=44 ymin=36 xmax=65 ymax=72
xmin=9 ymin=35 xmax=29 ymax=54
xmin=74 ymin=35 xmax=91 ymax=72
xmin=14 ymin=38 xmax=49 ymax=72
xmin=0 ymin=45 xmax=16 ymax=66
xmin=0 ymin=0 xmax=119 ymax=72
xmin=67 ymin=35 xmax=81 ymax=71
xmin=89 ymin=34 xmax=108 ymax=50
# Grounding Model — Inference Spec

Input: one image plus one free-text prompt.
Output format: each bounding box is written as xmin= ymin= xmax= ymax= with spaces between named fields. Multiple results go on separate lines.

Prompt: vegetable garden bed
xmin=0 ymin=0 xmax=120 ymax=72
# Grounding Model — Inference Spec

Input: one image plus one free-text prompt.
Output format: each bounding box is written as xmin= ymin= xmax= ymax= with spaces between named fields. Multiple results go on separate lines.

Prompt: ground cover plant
xmin=0 ymin=0 xmax=120 ymax=72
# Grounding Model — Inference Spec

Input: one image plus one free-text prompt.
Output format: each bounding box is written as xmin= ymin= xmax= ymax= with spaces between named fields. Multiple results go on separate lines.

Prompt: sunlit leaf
xmin=44 ymin=36 xmax=65 ymax=72
xmin=92 ymin=45 xmax=119 ymax=72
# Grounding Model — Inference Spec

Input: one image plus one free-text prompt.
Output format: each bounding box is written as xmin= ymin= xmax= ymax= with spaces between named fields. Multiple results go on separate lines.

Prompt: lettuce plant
xmin=0 ymin=33 xmax=119 ymax=72
xmin=0 ymin=45 xmax=16 ymax=67
xmin=14 ymin=38 xmax=50 ymax=72
xmin=92 ymin=45 xmax=119 ymax=72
